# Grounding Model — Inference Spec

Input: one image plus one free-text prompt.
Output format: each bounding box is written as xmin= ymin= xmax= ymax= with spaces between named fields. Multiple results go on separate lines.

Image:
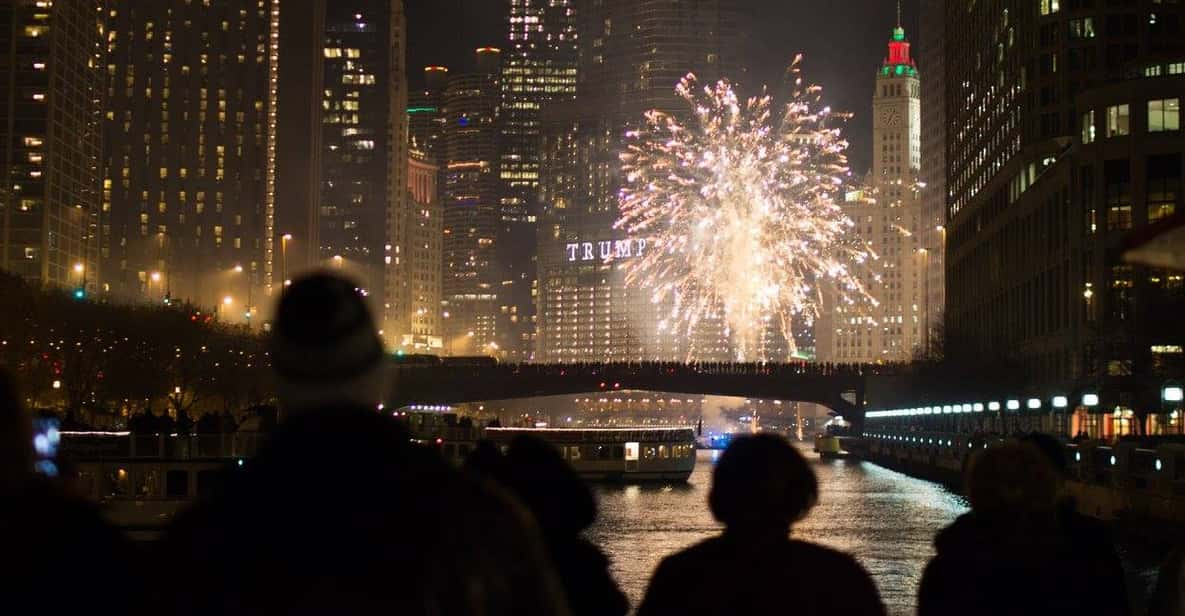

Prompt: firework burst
xmin=615 ymin=57 xmax=877 ymax=361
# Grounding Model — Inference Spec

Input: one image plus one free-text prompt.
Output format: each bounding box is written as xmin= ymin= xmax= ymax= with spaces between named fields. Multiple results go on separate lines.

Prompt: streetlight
xmin=281 ymin=233 xmax=292 ymax=285
xmin=72 ymin=262 xmax=84 ymax=274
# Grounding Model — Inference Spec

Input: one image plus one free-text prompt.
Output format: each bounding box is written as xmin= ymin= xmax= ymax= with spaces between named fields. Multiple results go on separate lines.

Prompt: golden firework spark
xmin=616 ymin=57 xmax=877 ymax=361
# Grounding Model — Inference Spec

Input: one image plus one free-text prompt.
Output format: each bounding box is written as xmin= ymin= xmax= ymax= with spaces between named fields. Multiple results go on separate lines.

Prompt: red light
xmin=599 ymin=382 xmax=606 ymax=388
xmin=435 ymin=438 xmax=443 ymax=445
xmin=613 ymin=382 xmax=620 ymax=389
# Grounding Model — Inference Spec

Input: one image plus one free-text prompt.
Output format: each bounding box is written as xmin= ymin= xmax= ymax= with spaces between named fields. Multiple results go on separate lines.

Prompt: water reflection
xmin=587 ymin=444 xmax=968 ymax=616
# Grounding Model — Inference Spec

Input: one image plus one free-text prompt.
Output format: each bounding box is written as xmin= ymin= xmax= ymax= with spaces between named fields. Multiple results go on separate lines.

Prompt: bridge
xmin=387 ymin=362 xmax=887 ymax=431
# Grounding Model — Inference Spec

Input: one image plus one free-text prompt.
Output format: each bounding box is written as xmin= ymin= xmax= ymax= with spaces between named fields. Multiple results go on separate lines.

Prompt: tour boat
xmin=483 ymin=426 xmax=697 ymax=482
xmin=400 ymin=410 xmax=696 ymax=481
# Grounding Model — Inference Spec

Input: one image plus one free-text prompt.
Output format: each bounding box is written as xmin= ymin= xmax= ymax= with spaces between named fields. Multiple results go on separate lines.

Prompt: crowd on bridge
xmin=4 ymin=273 xmax=1184 ymax=615
xmin=440 ymin=359 xmax=904 ymax=378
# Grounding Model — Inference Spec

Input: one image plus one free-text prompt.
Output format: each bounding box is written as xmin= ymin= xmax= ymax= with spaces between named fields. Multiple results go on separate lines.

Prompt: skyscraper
xmin=320 ymin=1 xmax=407 ymax=336
xmin=823 ymin=18 xmax=924 ymax=364
xmin=918 ymin=0 xmax=945 ymax=354
xmin=535 ymin=0 xmax=747 ymax=361
xmin=499 ymin=0 xmax=579 ymax=359
xmin=100 ymin=0 xmax=282 ymax=319
xmin=943 ymin=0 xmax=1185 ymax=432
xmin=442 ymin=48 xmax=502 ymax=356
xmin=393 ymin=148 xmax=442 ymax=352
xmin=1 ymin=0 xmax=104 ymax=294
xmin=274 ymin=0 xmax=326 ymax=285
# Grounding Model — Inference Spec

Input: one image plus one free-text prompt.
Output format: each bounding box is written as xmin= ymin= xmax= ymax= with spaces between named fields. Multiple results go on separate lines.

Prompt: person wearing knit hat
xmin=153 ymin=272 xmax=571 ymax=616
xmin=270 ymin=273 xmax=389 ymax=414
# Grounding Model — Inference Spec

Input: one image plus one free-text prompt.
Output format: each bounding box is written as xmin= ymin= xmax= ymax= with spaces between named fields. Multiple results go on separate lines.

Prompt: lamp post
xmin=233 ymin=264 xmax=253 ymax=327
xmin=281 ymin=234 xmax=292 ymax=287
xmin=71 ymin=262 xmax=85 ymax=298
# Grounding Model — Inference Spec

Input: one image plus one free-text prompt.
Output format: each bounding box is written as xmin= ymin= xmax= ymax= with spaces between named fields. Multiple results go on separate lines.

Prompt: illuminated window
xmin=1039 ymin=0 xmax=1059 ymax=15
xmin=1148 ymin=99 xmax=1180 ymax=132
xmin=1081 ymin=110 xmax=1095 ymax=144
xmin=1105 ymin=104 xmax=1130 ymax=137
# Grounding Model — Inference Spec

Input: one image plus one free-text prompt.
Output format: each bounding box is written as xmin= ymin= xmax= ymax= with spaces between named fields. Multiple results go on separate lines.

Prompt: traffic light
xmin=72 ymin=288 xmax=85 ymax=300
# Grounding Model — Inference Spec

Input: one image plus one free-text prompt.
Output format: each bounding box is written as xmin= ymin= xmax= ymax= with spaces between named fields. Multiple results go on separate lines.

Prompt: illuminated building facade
xmin=499 ymin=0 xmax=579 ymax=360
xmin=944 ymin=0 xmax=1185 ymax=428
xmin=442 ymin=48 xmax=502 ymax=356
xmin=535 ymin=0 xmax=746 ymax=361
xmin=389 ymin=149 xmax=442 ymax=352
xmin=0 ymin=0 xmax=104 ymax=294
xmin=919 ymin=0 xmax=945 ymax=353
xmin=822 ymin=20 xmax=924 ymax=364
xmin=320 ymin=1 xmax=407 ymax=332
xmin=100 ymin=0 xmax=282 ymax=320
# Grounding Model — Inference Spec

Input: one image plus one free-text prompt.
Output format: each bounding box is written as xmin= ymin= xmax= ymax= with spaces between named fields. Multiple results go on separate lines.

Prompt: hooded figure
xmin=918 ymin=442 xmax=1130 ymax=616
xmin=0 ymin=372 xmax=137 ymax=614
xmin=154 ymin=273 xmax=570 ymax=616
xmin=637 ymin=434 xmax=885 ymax=616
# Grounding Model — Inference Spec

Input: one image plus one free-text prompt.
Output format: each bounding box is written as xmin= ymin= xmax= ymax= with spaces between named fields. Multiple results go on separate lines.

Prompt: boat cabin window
xmin=77 ymin=471 xmax=97 ymax=499
xmin=659 ymin=445 xmax=669 ymax=459
xmin=105 ymin=467 xmax=130 ymax=497
xmin=137 ymin=469 xmax=160 ymax=497
xmin=613 ymin=445 xmax=624 ymax=460
xmin=596 ymin=446 xmax=611 ymax=460
xmin=644 ymin=446 xmax=657 ymax=460
xmin=196 ymin=470 xmax=221 ymax=498
xmin=166 ymin=470 xmax=190 ymax=497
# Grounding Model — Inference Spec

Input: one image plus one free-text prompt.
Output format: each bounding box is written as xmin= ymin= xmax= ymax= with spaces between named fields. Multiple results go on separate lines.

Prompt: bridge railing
xmin=863 ymin=429 xmax=1185 ymax=499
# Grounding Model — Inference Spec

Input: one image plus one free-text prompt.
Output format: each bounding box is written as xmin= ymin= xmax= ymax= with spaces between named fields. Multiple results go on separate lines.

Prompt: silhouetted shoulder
xmin=639 ymin=537 xmax=884 ymax=616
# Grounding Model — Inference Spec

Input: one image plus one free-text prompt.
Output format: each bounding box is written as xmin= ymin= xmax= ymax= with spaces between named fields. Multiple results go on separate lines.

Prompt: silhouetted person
xmin=491 ymin=435 xmax=629 ymax=616
xmin=1149 ymin=546 xmax=1185 ymax=616
xmin=155 ymin=273 xmax=568 ymax=616
xmin=176 ymin=410 xmax=193 ymax=436
xmin=918 ymin=442 xmax=1130 ymax=616
xmin=196 ymin=412 xmax=218 ymax=434
xmin=637 ymin=434 xmax=885 ymax=616
xmin=1020 ymin=430 xmax=1128 ymax=611
xmin=0 ymin=371 xmax=137 ymax=614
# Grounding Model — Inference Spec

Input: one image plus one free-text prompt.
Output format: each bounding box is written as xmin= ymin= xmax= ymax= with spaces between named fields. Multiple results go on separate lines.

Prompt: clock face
xmin=880 ymin=107 xmax=901 ymax=127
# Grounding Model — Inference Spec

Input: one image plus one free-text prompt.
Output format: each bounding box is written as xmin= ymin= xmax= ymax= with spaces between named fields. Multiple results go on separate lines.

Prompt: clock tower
xmin=820 ymin=7 xmax=925 ymax=364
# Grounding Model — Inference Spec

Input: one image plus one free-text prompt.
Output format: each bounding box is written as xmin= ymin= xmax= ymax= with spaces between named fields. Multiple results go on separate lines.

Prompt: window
xmin=1069 ymin=18 xmax=1095 ymax=38
xmin=1147 ymin=154 xmax=1181 ymax=223
xmin=1148 ymin=98 xmax=1180 ymax=132
xmin=1081 ymin=110 xmax=1096 ymax=143
xmin=1105 ymin=160 xmax=1132 ymax=231
xmin=1040 ymin=0 xmax=1060 ymax=15
xmin=1106 ymin=104 xmax=1130 ymax=137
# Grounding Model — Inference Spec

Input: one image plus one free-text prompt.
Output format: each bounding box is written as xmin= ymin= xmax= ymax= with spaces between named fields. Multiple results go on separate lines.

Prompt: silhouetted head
xmin=465 ymin=439 xmax=510 ymax=483
xmin=270 ymin=273 xmax=387 ymax=413
xmin=503 ymin=434 xmax=596 ymax=536
xmin=966 ymin=442 xmax=1059 ymax=517
xmin=709 ymin=434 xmax=818 ymax=531
xmin=0 ymin=371 xmax=32 ymax=491
xmin=1020 ymin=432 xmax=1068 ymax=478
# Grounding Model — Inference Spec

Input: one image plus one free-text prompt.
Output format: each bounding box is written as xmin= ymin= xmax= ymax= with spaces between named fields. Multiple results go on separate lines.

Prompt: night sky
xmin=405 ymin=0 xmax=921 ymax=174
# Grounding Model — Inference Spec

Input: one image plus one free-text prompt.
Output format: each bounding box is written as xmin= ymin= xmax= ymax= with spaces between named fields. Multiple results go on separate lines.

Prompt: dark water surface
xmin=587 ymin=445 xmax=968 ymax=615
